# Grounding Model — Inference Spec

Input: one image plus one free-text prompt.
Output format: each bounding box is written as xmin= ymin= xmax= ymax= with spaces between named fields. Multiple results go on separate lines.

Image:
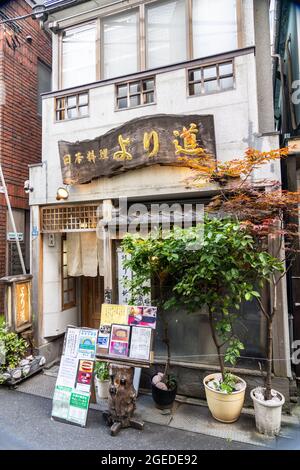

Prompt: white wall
xmin=30 ymin=51 xmax=280 ymax=206
xmin=43 ymin=233 xmax=79 ymax=337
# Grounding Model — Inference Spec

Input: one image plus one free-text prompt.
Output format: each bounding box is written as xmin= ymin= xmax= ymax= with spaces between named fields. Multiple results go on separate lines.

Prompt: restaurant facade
xmin=29 ymin=0 xmax=295 ymax=403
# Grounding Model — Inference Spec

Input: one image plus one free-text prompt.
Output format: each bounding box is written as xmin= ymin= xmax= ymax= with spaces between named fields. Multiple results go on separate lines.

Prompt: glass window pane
xmin=56 ymin=98 xmax=64 ymax=109
xmin=146 ymin=0 xmax=187 ymax=68
xmin=189 ymin=69 xmax=201 ymax=82
xmin=62 ymin=23 xmax=96 ymax=88
xmin=129 ymin=94 xmax=141 ymax=107
xmin=220 ymin=76 xmax=234 ymax=90
xmin=56 ymin=110 xmax=65 ymax=121
xmin=117 ymin=85 xmax=128 ymax=97
xmin=203 ymin=66 xmax=217 ymax=79
xmin=129 ymin=81 xmax=140 ymax=94
xmin=103 ymin=11 xmax=138 ymax=79
xmin=117 ymin=97 xmax=128 ymax=109
xmin=189 ymin=82 xmax=202 ymax=96
xmin=67 ymin=107 xmax=77 ymax=119
xmin=144 ymin=91 xmax=154 ymax=104
xmin=67 ymin=95 xmax=76 ymax=107
xmin=219 ymin=61 xmax=233 ymax=76
xmin=78 ymin=105 xmax=89 ymax=116
xmin=38 ymin=60 xmax=51 ymax=115
xmin=63 ymin=292 xmax=69 ymax=304
xmin=193 ymin=0 xmax=237 ymax=58
xmin=143 ymin=79 xmax=154 ymax=91
xmin=204 ymin=79 xmax=217 ymax=94
xmin=78 ymin=93 xmax=88 ymax=105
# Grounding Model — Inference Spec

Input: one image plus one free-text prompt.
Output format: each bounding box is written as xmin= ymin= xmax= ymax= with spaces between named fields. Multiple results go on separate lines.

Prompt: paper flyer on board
xmin=51 ymin=326 xmax=98 ymax=427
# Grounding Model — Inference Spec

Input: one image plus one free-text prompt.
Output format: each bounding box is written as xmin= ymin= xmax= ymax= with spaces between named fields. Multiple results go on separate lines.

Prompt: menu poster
xmin=108 ymin=324 xmax=130 ymax=358
xmin=52 ymin=326 xmax=98 ymax=427
xmin=100 ymin=304 xmax=129 ymax=327
xmin=129 ymin=326 xmax=152 ymax=361
xmin=128 ymin=306 xmax=157 ymax=329
xmin=78 ymin=329 xmax=98 ymax=359
xmin=96 ymin=325 xmax=111 ymax=355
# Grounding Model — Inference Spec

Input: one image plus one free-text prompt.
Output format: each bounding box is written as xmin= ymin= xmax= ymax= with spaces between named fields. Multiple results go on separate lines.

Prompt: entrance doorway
xmin=81 ymin=275 xmax=104 ymax=329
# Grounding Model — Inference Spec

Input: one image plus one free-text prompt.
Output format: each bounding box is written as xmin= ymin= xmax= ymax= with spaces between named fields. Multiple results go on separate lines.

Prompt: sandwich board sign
xmin=51 ymin=326 xmax=98 ymax=427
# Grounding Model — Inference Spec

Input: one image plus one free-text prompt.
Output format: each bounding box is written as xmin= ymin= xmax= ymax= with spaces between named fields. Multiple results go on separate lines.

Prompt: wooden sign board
xmin=59 ymin=114 xmax=216 ymax=184
xmin=0 ymin=274 xmax=32 ymax=333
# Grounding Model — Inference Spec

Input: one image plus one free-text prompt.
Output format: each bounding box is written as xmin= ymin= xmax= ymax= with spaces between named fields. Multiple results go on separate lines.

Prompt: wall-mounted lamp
xmin=24 ymin=180 xmax=34 ymax=194
xmin=56 ymin=187 xmax=69 ymax=201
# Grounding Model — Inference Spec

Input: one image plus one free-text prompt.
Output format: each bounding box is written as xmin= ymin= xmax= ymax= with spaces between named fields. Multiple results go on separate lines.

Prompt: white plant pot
xmin=95 ymin=378 xmax=109 ymax=400
xmin=250 ymin=387 xmax=285 ymax=436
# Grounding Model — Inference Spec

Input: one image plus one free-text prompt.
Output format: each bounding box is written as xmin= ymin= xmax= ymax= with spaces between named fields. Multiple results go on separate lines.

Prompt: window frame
xmin=55 ymin=91 xmax=89 ymax=122
xmin=58 ymin=0 xmax=242 ymax=88
xmin=187 ymin=59 xmax=235 ymax=97
xmin=61 ymin=235 xmax=77 ymax=311
xmin=115 ymin=76 xmax=156 ymax=111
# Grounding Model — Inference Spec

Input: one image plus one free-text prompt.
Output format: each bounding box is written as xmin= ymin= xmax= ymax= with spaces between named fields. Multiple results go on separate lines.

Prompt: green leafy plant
xmin=94 ymin=361 xmax=109 ymax=381
xmin=0 ymin=322 xmax=28 ymax=372
xmin=122 ymin=217 xmax=279 ymax=392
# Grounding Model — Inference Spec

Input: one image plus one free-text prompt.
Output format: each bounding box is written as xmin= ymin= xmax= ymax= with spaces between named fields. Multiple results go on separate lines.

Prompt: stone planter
xmin=0 ymin=355 xmax=46 ymax=386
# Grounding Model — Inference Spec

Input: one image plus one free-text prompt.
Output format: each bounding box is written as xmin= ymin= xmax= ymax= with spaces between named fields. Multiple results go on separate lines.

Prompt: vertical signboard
xmin=51 ymin=326 xmax=98 ymax=427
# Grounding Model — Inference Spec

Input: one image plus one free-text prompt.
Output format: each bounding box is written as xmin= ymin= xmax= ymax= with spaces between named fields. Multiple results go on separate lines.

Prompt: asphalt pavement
xmin=0 ymin=388 xmax=260 ymax=450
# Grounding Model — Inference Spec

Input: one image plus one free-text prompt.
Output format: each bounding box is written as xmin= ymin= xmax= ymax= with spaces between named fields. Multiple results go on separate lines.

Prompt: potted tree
xmin=122 ymin=218 xmax=267 ymax=419
xmin=94 ymin=361 xmax=110 ymax=400
xmin=122 ymin=230 xmax=191 ymax=408
xmin=189 ymin=146 xmax=298 ymax=434
xmin=172 ymin=217 xmax=272 ymax=423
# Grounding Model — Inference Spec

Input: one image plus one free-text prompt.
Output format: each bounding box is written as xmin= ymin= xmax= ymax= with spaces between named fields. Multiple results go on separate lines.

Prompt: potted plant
xmin=248 ymin=248 xmax=287 ymax=436
xmin=0 ymin=321 xmax=29 ymax=384
xmin=94 ymin=361 xmax=110 ymax=400
xmin=122 ymin=232 xmax=186 ymax=408
xmin=122 ymin=219 xmax=265 ymax=418
xmin=188 ymin=146 xmax=296 ymax=434
xmin=172 ymin=217 xmax=269 ymax=423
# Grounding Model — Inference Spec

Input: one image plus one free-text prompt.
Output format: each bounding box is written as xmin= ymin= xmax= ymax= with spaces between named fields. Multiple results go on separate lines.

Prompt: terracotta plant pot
xmin=151 ymin=376 xmax=177 ymax=409
xmin=203 ymin=373 xmax=246 ymax=423
xmin=250 ymin=387 xmax=285 ymax=436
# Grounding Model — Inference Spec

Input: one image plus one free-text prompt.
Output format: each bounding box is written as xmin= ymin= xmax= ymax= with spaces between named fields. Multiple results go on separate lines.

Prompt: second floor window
xmin=55 ymin=92 xmax=89 ymax=121
xmin=116 ymin=78 xmax=155 ymax=110
xmin=59 ymin=0 xmax=238 ymax=88
xmin=62 ymin=22 xmax=96 ymax=89
xmin=188 ymin=60 xmax=234 ymax=96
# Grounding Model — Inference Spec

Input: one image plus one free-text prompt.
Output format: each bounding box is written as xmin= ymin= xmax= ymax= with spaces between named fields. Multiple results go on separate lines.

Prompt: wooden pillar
xmin=102 ymin=200 xmax=113 ymax=303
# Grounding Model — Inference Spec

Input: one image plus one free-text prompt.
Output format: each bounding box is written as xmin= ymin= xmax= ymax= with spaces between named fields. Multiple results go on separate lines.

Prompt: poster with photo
xmin=78 ymin=329 xmax=98 ymax=359
xmin=108 ymin=324 xmax=130 ymax=358
xmin=128 ymin=306 xmax=157 ymax=329
xmin=76 ymin=359 xmax=93 ymax=393
xmin=96 ymin=325 xmax=111 ymax=355
xmin=129 ymin=326 xmax=152 ymax=361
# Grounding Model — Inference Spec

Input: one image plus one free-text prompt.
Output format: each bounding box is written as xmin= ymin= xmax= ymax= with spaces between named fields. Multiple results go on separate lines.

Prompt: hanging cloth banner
xmin=59 ymin=114 xmax=216 ymax=184
xmin=51 ymin=326 xmax=98 ymax=427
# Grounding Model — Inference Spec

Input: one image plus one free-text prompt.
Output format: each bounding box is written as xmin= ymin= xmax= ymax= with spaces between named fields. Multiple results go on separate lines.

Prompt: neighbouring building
xmin=0 ymin=0 xmax=51 ymax=309
xmin=29 ymin=0 xmax=296 ymax=405
xmin=272 ymin=0 xmax=300 ymax=384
